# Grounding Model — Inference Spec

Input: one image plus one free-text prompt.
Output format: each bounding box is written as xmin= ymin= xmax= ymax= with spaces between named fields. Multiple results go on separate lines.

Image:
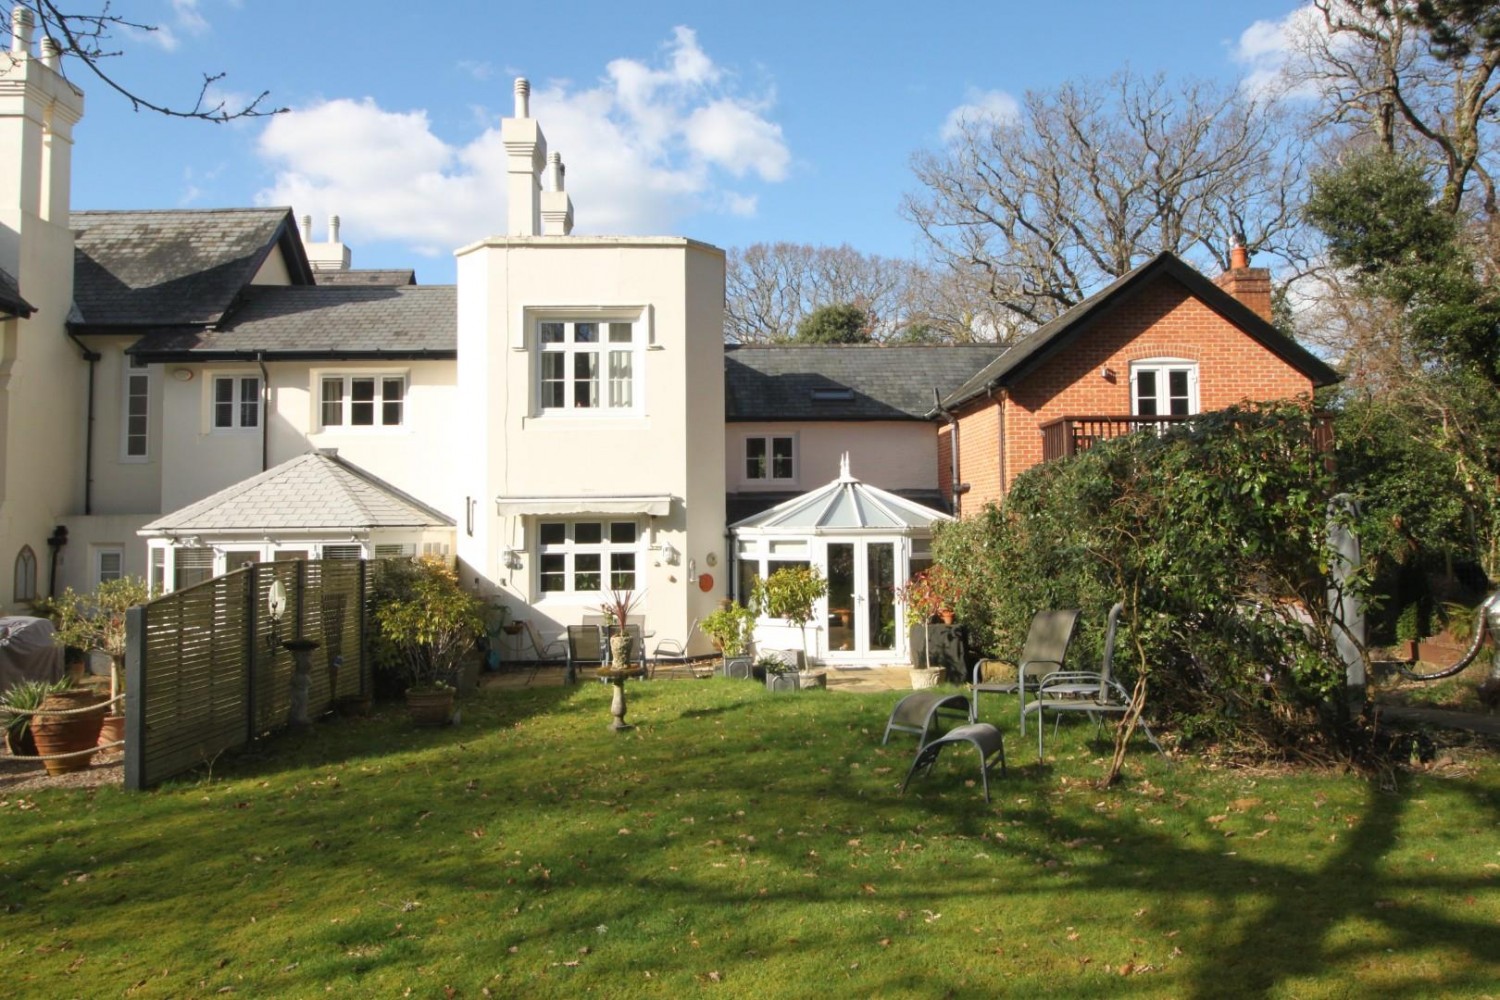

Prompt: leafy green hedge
xmin=935 ymin=403 xmax=1354 ymax=745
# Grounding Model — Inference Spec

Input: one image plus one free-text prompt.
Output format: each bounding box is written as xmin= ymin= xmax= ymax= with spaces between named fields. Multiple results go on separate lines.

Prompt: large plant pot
xmin=406 ymin=687 xmax=456 ymax=727
xmin=766 ymin=673 xmax=800 ymax=693
xmin=797 ymin=671 xmax=827 ymax=690
xmin=31 ymin=689 xmax=106 ymax=775
xmin=609 ymin=635 xmax=633 ymax=670
xmin=910 ymin=667 xmax=943 ymax=690
xmin=97 ymin=713 xmax=126 ymax=749
xmin=722 ymin=655 xmax=752 ymax=680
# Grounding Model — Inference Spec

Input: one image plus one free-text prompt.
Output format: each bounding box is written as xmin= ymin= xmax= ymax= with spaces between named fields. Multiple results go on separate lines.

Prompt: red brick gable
xmin=940 ymin=270 xmax=1322 ymax=509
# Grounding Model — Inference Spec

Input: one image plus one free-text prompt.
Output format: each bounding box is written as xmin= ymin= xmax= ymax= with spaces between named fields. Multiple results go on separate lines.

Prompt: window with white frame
xmin=123 ymin=361 xmax=150 ymax=460
xmin=537 ymin=319 xmax=640 ymax=414
xmin=745 ymin=434 xmax=796 ymax=483
xmin=94 ymin=545 xmax=124 ymax=585
xmin=1131 ymin=359 xmax=1199 ymax=418
xmin=536 ymin=519 xmax=639 ymax=594
xmin=212 ymin=374 xmax=261 ymax=430
xmin=320 ymin=374 xmax=407 ymax=428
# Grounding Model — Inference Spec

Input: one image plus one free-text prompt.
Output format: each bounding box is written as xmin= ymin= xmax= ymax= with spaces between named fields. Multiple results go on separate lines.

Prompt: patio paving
xmin=481 ymin=661 xmax=917 ymax=692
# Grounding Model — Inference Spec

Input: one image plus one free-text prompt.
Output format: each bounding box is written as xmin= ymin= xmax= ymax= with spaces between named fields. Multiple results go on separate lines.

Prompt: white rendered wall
xmin=727 ymin=420 xmax=940 ymax=496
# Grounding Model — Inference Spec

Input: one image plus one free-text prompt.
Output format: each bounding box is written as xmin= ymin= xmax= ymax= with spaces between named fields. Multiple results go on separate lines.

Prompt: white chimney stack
xmin=39 ymin=37 xmax=60 ymax=69
xmin=502 ymin=76 xmax=547 ymax=236
xmin=303 ymin=213 xmax=351 ymax=271
xmin=301 ymin=214 xmax=312 ymax=239
xmin=11 ymin=7 xmax=33 ymax=55
xmin=329 ymin=214 xmax=340 ymax=243
xmin=540 ymin=152 xmax=574 ymax=236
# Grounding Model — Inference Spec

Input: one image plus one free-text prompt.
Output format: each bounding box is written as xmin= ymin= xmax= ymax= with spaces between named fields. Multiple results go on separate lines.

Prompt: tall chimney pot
xmin=329 ymin=215 xmax=340 ymax=243
xmin=11 ymin=7 xmax=34 ymax=54
xmin=1230 ymin=244 xmax=1249 ymax=271
xmin=514 ymin=77 xmax=531 ymax=118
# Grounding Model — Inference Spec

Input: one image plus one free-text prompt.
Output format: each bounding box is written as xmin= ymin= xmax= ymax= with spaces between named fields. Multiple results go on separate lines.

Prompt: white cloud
xmin=121 ymin=0 xmax=209 ymax=52
xmin=1231 ymin=4 xmax=1336 ymax=99
xmin=940 ymin=88 xmax=1020 ymax=142
xmin=457 ymin=60 xmax=494 ymax=82
xmin=255 ymin=26 xmax=790 ymax=253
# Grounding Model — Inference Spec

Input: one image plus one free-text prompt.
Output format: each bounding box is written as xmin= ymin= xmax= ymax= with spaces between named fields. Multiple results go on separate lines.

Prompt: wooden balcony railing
xmin=1039 ymin=413 xmax=1335 ymax=463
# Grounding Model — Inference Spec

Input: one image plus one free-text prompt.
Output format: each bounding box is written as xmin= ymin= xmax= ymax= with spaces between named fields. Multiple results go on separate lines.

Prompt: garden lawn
xmin=2 ymin=679 xmax=1497 ymax=998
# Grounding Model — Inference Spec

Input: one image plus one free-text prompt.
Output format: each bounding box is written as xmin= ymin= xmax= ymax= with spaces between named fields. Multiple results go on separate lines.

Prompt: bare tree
xmin=725 ymin=242 xmax=931 ymax=343
xmin=904 ymin=70 xmax=1309 ymax=329
xmin=1 ymin=1 xmax=279 ymax=121
xmin=1284 ymin=0 xmax=1500 ymax=216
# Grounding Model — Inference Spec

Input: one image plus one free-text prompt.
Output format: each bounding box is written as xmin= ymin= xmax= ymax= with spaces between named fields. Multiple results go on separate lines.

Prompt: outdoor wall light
xmin=687 ymin=558 xmax=697 ymax=583
xmin=659 ymin=541 xmax=680 ymax=565
xmin=1100 ymin=366 xmax=1116 ymax=380
xmin=503 ymin=549 xmax=524 ymax=571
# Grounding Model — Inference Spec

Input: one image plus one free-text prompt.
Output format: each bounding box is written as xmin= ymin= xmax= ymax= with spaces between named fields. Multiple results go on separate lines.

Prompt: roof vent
xmin=811 ymin=388 xmax=855 ymax=402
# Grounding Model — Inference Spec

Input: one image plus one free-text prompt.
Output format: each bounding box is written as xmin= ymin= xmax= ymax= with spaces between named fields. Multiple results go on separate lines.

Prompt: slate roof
xmin=313 ymin=269 xmax=417 ymax=286
xmin=941 ymin=252 xmax=1341 ymax=410
xmin=70 ymin=208 xmax=312 ymax=329
xmin=0 ymin=266 xmax=34 ymax=317
xmin=725 ymin=343 xmax=1006 ymax=422
xmin=140 ymin=450 xmax=453 ymax=534
xmin=128 ymin=285 xmax=456 ymax=361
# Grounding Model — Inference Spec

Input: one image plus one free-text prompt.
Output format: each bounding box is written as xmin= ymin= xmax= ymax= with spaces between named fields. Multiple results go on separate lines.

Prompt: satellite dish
xmin=268 ymin=580 xmax=287 ymax=621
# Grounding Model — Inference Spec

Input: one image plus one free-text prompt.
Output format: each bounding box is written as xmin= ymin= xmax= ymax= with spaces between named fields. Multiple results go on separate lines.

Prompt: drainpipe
xmin=931 ymin=388 xmax=963 ymax=517
xmin=257 ymin=351 xmax=270 ymax=472
xmin=995 ymin=387 xmax=1007 ymax=501
xmin=66 ymin=332 xmax=100 ymax=514
xmin=45 ymin=525 xmax=68 ymax=598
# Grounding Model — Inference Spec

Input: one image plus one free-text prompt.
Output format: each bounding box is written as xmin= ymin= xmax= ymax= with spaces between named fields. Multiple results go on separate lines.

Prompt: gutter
xmin=66 ymin=330 xmax=101 ymax=515
xmin=257 ymin=351 xmax=270 ymax=472
xmin=930 ymin=388 xmax=964 ymax=517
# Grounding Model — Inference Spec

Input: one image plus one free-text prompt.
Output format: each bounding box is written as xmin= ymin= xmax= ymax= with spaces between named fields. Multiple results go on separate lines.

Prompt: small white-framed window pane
xmin=539 ymin=554 xmax=566 ymax=592
xmin=321 ymin=377 xmax=344 ymax=426
xmin=573 ymin=353 xmax=598 ymax=408
xmin=541 ymin=322 xmax=565 ymax=344
xmin=746 ymin=438 xmax=767 ymax=479
xmin=351 ymin=377 xmax=376 ymax=426
xmin=575 ymin=522 xmax=603 ymax=545
xmin=382 ymin=377 xmax=405 ymax=425
xmin=98 ymin=549 xmax=123 ymax=583
xmin=541 ymin=354 xmax=565 ymax=408
xmin=323 ymin=544 xmax=362 ymax=561
xmin=608 ymin=322 xmax=632 ymax=343
xmin=539 ymin=522 xmax=566 ymax=545
xmin=608 ymin=351 xmax=633 ymax=408
xmin=574 ymin=322 xmax=598 ymax=344
xmin=573 ymin=553 xmax=601 ymax=591
xmin=126 ymin=373 xmax=149 ymax=457
xmin=609 ymin=522 xmax=636 ymax=544
xmin=772 ymin=437 xmax=794 ymax=479
xmin=239 ymin=377 xmax=260 ymax=427
xmin=610 ymin=552 xmax=636 ymax=590
xmin=150 ymin=547 xmax=165 ymax=596
xmin=1168 ymin=369 xmax=1191 ymax=415
xmin=175 ymin=547 xmax=215 ymax=589
xmin=1136 ymin=370 xmax=1158 ymax=417
xmin=214 ymin=378 xmax=235 ymax=427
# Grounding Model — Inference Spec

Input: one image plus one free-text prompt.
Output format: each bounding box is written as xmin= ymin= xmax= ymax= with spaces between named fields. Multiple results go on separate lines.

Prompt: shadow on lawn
xmin=6 ymin=684 xmax=1497 ymax=997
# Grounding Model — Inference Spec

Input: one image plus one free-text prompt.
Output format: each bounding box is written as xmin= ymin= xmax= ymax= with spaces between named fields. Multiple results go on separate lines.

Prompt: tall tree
xmin=2 ymin=0 xmax=277 ymax=120
xmin=904 ymin=69 xmax=1307 ymax=329
xmin=1286 ymin=0 xmax=1500 ymax=216
xmin=724 ymin=242 xmax=926 ymax=343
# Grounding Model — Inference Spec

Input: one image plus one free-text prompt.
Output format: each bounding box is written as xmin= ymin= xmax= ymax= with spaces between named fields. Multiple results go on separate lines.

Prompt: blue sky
xmin=60 ymin=0 xmax=1310 ymax=283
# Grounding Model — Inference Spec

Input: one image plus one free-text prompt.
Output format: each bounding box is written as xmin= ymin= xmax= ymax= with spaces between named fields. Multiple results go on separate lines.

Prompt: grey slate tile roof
xmin=70 ymin=207 xmax=309 ymax=328
xmin=141 ymin=450 xmax=454 ymax=534
xmin=129 ymin=285 xmax=457 ymax=359
xmin=314 ymin=269 xmax=417 ymax=286
xmin=725 ymin=344 xmax=1006 ymax=421
xmin=941 ymin=251 xmax=1341 ymax=409
xmin=0 ymin=266 xmax=34 ymax=317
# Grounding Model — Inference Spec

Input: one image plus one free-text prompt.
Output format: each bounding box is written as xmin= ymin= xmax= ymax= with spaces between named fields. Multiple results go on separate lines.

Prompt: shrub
xmin=371 ymin=557 xmax=485 ymax=692
xmin=701 ymin=600 xmax=757 ymax=657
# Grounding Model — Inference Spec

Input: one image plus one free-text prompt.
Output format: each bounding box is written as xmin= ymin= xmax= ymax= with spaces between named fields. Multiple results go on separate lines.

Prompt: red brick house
xmin=934 ymin=250 xmax=1340 ymax=511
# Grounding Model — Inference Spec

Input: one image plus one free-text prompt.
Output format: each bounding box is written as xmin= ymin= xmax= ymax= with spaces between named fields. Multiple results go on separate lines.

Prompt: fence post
xmin=123 ymin=604 xmax=147 ymax=790
xmin=359 ymin=559 xmax=369 ymax=699
xmin=244 ymin=563 xmax=259 ymax=743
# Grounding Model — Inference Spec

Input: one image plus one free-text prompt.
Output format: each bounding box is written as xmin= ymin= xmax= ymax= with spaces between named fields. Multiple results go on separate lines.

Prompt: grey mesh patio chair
xmin=1024 ymin=602 xmax=1163 ymax=759
xmin=565 ymin=624 xmax=606 ymax=684
xmin=651 ymin=618 xmax=701 ymax=674
xmin=512 ymin=618 xmax=565 ymax=684
xmin=969 ymin=608 xmax=1080 ymax=734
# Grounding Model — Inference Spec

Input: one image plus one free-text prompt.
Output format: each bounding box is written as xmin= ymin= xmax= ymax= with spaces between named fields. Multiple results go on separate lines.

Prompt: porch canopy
xmin=730 ymin=455 xmax=951 ymax=665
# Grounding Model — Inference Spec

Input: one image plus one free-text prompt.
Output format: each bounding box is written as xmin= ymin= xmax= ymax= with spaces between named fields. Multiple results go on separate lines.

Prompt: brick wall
xmin=940 ymin=399 xmax=1002 ymax=516
xmin=954 ymin=274 xmax=1317 ymax=508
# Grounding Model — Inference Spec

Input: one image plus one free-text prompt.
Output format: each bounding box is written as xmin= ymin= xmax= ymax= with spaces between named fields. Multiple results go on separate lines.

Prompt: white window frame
xmin=317 ymin=371 xmax=409 ymax=430
xmin=533 ymin=314 xmax=644 ymax=417
xmin=94 ymin=545 xmax=124 ymax=585
xmin=534 ymin=518 xmax=642 ymax=597
xmin=121 ymin=360 xmax=151 ymax=461
xmin=210 ymin=372 xmax=262 ymax=432
xmin=744 ymin=433 xmax=797 ymax=485
xmin=1130 ymin=358 xmax=1199 ymax=418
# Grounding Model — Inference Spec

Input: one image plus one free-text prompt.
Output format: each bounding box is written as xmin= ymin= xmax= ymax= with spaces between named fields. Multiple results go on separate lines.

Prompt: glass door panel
xmin=865 ymin=542 xmax=896 ymax=652
xmin=827 ymin=543 xmax=855 ymax=653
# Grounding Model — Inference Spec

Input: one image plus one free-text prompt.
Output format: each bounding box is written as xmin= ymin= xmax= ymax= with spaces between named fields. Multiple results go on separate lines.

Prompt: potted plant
xmin=1 ymin=677 xmax=71 ymax=758
xmin=897 ymin=569 xmax=947 ymax=687
xmin=759 ymin=651 xmax=799 ymax=692
xmin=48 ymin=576 xmax=150 ymax=747
xmin=598 ymin=589 xmax=644 ymax=672
xmin=752 ymin=566 xmax=827 ymax=669
xmin=374 ymin=557 xmax=485 ymax=726
xmin=701 ymin=598 xmax=757 ymax=677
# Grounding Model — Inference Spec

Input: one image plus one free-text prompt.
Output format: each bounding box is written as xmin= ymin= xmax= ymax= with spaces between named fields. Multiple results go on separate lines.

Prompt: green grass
xmin=3 ymin=679 xmax=1497 ymax=998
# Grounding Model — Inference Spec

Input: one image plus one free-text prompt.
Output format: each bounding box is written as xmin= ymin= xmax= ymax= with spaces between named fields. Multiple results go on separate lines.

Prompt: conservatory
xmin=730 ymin=455 xmax=952 ymax=666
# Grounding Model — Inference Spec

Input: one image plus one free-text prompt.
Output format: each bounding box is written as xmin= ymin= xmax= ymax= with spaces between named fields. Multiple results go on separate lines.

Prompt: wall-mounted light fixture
xmin=172 ymin=368 xmax=194 ymax=382
xmin=687 ymin=558 xmax=697 ymax=583
xmin=503 ymin=549 xmax=524 ymax=571
xmin=659 ymin=540 xmax=680 ymax=566
xmin=1100 ymin=366 xmax=1116 ymax=381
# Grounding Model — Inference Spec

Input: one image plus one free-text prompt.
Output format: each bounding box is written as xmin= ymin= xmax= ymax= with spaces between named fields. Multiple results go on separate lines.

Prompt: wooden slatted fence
xmin=123 ymin=559 xmax=370 ymax=790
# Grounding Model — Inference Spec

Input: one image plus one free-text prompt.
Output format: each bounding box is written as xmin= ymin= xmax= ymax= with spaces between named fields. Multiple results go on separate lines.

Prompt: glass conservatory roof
xmin=730 ymin=454 xmax=952 ymax=535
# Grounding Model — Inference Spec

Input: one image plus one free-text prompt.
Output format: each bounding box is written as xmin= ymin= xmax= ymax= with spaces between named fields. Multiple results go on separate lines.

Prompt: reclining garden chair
xmin=1022 ymin=602 xmax=1164 ymax=760
xmin=564 ymin=625 xmax=605 ymax=684
xmin=969 ymin=607 xmax=1080 ymax=734
xmin=651 ymin=618 xmax=701 ymax=676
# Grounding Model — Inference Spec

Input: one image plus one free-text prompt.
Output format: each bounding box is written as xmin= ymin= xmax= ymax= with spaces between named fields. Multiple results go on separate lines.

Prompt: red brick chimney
xmin=1214 ymin=244 xmax=1273 ymax=323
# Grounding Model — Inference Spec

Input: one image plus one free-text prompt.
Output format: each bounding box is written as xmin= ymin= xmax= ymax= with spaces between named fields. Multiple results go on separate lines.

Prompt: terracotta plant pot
xmin=30 ymin=689 xmax=106 ymax=775
xmin=97 ymin=713 xmax=126 ymax=749
xmin=405 ymin=687 xmax=456 ymax=727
